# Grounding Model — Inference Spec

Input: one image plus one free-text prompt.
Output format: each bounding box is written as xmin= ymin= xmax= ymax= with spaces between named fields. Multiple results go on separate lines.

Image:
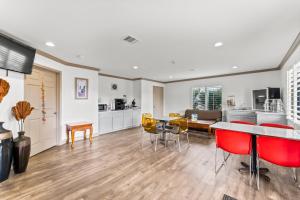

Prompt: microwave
xmin=98 ymin=104 xmax=107 ymax=111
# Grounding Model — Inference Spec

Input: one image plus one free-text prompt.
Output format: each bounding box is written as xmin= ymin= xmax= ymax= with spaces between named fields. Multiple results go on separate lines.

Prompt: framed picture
xmin=75 ymin=78 xmax=88 ymax=99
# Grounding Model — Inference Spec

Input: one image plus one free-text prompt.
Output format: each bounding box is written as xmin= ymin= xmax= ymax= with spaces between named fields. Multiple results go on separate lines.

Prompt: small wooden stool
xmin=66 ymin=122 xmax=93 ymax=148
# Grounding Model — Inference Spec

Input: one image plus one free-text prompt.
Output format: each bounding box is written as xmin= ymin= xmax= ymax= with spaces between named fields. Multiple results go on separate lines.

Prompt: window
xmin=192 ymin=86 xmax=222 ymax=110
xmin=287 ymin=61 xmax=300 ymax=122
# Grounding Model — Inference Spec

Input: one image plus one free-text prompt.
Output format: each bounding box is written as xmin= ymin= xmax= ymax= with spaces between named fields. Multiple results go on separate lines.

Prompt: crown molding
xmin=278 ymin=32 xmax=300 ymax=70
xmin=98 ymin=73 xmax=132 ymax=81
xmin=99 ymin=68 xmax=279 ymax=84
xmin=164 ymin=67 xmax=280 ymax=83
xmin=36 ymin=50 xmax=100 ymax=72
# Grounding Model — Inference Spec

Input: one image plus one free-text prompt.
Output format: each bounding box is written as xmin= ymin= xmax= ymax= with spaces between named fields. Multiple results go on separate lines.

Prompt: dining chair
xmin=215 ymin=121 xmax=253 ymax=184
xmin=141 ymin=113 xmax=152 ymax=134
xmin=141 ymin=117 xmax=161 ymax=152
xmin=169 ymin=113 xmax=181 ymax=117
xmin=256 ymin=123 xmax=299 ymax=189
xmin=168 ymin=118 xmax=189 ymax=152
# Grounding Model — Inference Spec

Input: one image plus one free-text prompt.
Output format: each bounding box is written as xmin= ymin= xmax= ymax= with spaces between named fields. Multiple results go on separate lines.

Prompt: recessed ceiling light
xmin=232 ymin=66 xmax=238 ymax=69
xmin=169 ymin=75 xmax=173 ymax=79
xmin=214 ymin=42 xmax=223 ymax=47
xmin=45 ymin=42 xmax=55 ymax=47
xmin=132 ymin=66 xmax=139 ymax=69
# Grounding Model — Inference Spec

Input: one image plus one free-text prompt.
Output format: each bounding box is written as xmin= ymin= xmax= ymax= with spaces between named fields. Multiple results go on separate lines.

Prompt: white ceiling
xmin=0 ymin=0 xmax=300 ymax=81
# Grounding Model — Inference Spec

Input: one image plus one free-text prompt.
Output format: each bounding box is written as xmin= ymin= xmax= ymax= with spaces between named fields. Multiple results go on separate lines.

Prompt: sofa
xmin=184 ymin=109 xmax=222 ymax=133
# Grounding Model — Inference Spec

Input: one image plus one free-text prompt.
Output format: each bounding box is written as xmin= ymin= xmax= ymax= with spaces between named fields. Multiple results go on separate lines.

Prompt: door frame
xmin=153 ymin=86 xmax=164 ymax=117
xmin=26 ymin=64 xmax=62 ymax=148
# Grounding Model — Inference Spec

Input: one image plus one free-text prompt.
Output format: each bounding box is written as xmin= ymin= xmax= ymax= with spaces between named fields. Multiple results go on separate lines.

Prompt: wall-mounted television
xmin=0 ymin=33 xmax=36 ymax=74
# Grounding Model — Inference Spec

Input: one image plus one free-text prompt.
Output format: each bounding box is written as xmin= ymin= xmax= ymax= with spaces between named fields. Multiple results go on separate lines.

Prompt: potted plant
xmin=0 ymin=79 xmax=13 ymax=182
xmin=12 ymin=101 xmax=34 ymax=174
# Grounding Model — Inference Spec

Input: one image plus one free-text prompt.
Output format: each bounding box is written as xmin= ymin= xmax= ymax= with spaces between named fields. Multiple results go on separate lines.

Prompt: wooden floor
xmin=1 ymin=128 xmax=300 ymax=200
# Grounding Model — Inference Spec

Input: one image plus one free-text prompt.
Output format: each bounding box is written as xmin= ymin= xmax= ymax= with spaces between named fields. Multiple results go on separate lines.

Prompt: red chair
xmin=215 ymin=121 xmax=253 ymax=183
xmin=257 ymin=123 xmax=299 ymax=189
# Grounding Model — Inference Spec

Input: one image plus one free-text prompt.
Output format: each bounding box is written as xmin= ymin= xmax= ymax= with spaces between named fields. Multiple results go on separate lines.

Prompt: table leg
xmin=89 ymin=126 xmax=93 ymax=144
xmin=66 ymin=129 xmax=69 ymax=144
xmin=208 ymin=126 xmax=211 ymax=134
xmin=71 ymin=130 xmax=75 ymax=148
xmin=84 ymin=130 xmax=87 ymax=140
xmin=238 ymin=135 xmax=270 ymax=182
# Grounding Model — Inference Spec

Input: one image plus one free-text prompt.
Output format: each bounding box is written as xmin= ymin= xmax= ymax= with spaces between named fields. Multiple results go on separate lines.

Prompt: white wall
xmin=141 ymin=80 xmax=165 ymax=115
xmin=0 ymin=54 xmax=99 ymax=145
xmin=133 ymin=80 xmax=141 ymax=107
xmin=98 ymin=75 xmax=135 ymax=106
xmin=34 ymin=54 xmax=99 ymax=144
xmin=0 ymin=70 xmax=24 ymax=137
xmin=165 ymin=71 xmax=282 ymax=115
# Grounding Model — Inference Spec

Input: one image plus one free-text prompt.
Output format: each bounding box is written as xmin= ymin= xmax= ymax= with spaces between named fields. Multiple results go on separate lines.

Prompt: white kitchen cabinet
xmin=98 ymin=108 xmax=141 ymax=134
xmin=123 ymin=109 xmax=133 ymax=128
xmin=132 ymin=109 xmax=141 ymax=127
xmin=112 ymin=111 xmax=124 ymax=131
xmin=99 ymin=111 xmax=113 ymax=134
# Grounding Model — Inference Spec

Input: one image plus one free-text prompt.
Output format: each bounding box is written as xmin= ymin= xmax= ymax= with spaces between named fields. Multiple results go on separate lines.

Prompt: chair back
xmin=260 ymin=123 xmax=293 ymax=129
xmin=230 ymin=120 xmax=255 ymax=125
xmin=257 ymin=136 xmax=300 ymax=167
xmin=143 ymin=117 xmax=157 ymax=134
xmin=171 ymin=118 xmax=188 ymax=133
xmin=215 ymin=129 xmax=252 ymax=155
xmin=169 ymin=113 xmax=181 ymax=117
xmin=257 ymin=122 xmax=300 ymax=167
xmin=142 ymin=113 xmax=152 ymax=127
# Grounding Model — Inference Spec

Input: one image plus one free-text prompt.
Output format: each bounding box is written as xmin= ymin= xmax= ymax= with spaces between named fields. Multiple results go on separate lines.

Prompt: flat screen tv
xmin=0 ymin=33 xmax=36 ymax=74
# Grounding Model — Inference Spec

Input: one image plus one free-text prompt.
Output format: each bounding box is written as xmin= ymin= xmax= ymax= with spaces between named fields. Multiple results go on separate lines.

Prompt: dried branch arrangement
xmin=0 ymin=79 xmax=10 ymax=103
xmin=12 ymin=101 xmax=34 ymax=132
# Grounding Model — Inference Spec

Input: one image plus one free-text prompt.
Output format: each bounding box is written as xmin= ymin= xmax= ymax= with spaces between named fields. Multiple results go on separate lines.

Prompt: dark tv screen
xmin=0 ymin=33 xmax=36 ymax=74
xmin=268 ymin=87 xmax=280 ymax=99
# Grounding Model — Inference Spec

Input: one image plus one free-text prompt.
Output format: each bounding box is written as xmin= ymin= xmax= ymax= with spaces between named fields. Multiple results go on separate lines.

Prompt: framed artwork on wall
xmin=75 ymin=78 xmax=88 ymax=99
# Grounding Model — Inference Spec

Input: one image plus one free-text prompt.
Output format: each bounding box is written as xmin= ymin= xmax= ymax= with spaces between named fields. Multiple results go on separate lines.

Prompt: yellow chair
xmin=141 ymin=113 xmax=153 ymax=136
xmin=169 ymin=113 xmax=181 ymax=117
xmin=168 ymin=118 xmax=189 ymax=151
xmin=141 ymin=117 xmax=161 ymax=152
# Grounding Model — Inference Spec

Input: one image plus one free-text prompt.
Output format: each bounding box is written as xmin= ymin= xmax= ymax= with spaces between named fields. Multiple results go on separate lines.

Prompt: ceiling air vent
xmin=123 ymin=35 xmax=138 ymax=44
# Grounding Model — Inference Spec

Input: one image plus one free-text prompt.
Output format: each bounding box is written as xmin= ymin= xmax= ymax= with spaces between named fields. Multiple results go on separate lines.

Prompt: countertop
xmin=99 ymin=107 xmax=141 ymax=112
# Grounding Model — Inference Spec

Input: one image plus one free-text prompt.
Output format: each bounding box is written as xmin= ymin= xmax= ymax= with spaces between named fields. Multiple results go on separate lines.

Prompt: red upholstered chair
xmin=215 ymin=121 xmax=252 ymax=183
xmin=257 ymin=123 xmax=299 ymax=189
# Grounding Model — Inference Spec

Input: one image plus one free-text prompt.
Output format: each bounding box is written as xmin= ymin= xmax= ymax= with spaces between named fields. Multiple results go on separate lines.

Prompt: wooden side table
xmin=66 ymin=122 xmax=93 ymax=148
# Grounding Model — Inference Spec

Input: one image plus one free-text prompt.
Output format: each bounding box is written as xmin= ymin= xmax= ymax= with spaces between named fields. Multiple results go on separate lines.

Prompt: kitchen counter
xmin=99 ymin=107 xmax=141 ymax=112
xmin=98 ymin=108 xmax=141 ymax=134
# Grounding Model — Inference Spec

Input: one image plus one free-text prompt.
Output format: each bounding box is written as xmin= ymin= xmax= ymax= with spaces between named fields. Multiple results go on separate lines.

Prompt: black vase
xmin=0 ymin=122 xmax=13 ymax=182
xmin=13 ymin=131 xmax=31 ymax=174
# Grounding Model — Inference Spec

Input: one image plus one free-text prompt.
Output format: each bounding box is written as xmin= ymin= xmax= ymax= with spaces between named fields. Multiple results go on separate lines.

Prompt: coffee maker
xmin=114 ymin=99 xmax=125 ymax=110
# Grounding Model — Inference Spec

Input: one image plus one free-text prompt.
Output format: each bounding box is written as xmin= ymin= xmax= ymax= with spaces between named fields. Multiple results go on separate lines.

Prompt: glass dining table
xmin=153 ymin=116 xmax=181 ymax=143
xmin=211 ymin=122 xmax=300 ymax=182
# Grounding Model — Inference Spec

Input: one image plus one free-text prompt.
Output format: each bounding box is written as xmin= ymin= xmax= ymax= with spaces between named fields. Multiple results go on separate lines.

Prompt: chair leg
xmin=177 ymin=134 xmax=181 ymax=152
xmin=215 ymin=148 xmax=229 ymax=174
xmin=215 ymin=147 xmax=218 ymax=174
xmin=154 ymin=134 xmax=158 ymax=152
xmin=141 ymin=130 xmax=144 ymax=149
xmin=257 ymin=154 xmax=260 ymax=190
xmin=293 ymin=168 xmax=298 ymax=182
xmin=186 ymin=132 xmax=190 ymax=146
xmin=249 ymin=154 xmax=252 ymax=186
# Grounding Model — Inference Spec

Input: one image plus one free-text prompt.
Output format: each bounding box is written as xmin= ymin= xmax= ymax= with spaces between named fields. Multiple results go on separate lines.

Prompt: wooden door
xmin=24 ymin=67 xmax=58 ymax=156
xmin=153 ymin=86 xmax=164 ymax=117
